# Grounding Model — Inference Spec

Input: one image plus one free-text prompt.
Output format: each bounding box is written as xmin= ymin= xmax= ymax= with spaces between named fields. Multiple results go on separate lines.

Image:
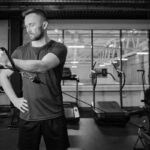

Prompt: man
xmin=0 ymin=8 xmax=70 ymax=150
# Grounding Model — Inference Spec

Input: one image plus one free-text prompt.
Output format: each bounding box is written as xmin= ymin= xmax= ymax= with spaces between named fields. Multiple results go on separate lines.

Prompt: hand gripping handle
xmin=0 ymin=47 xmax=18 ymax=72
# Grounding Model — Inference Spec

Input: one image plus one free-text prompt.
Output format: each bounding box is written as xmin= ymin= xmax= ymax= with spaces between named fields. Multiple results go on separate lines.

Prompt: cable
xmin=0 ymin=47 xmax=18 ymax=72
xmin=63 ymin=91 xmax=107 ymax=113
xmin=107 ymin=72 xmax=118 ymax=81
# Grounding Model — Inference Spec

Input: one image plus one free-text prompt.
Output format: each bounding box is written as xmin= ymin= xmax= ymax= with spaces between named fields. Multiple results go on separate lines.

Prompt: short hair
xmin=22 ymin=8 xmax=47 ymax=21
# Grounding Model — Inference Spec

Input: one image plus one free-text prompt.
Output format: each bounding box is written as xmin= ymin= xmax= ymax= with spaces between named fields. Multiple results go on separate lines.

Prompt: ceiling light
xmin=68 ymin=45 xmax=85 ymax=48
xmin=99 ymin=64 xmax=105 ymax=67
xmin=136 ymin=52 xmax=148 ymax=55
xmin=71 ymin=61 xmax=79 ymax=64
xmin=121 ymin=58 xmax=128 ymax=61
xmin=71 ymin=65 xmax=77 ymax=68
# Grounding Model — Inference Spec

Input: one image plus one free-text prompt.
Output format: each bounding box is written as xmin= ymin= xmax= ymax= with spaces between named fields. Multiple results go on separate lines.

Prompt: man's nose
xmin=26 ymin=28 xmax=30 ymax=33
xmin=26 ymin=26 xmax=31 ymax=33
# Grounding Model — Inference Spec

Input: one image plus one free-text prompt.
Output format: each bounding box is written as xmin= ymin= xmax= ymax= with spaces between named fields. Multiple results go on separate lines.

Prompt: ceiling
xmin=0 ymin=0 xmax=150 ymax=19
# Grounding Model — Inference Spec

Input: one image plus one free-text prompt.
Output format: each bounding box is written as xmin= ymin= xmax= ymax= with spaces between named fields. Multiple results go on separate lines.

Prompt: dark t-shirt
xmin=12 ymin=40 xmax=67 ymax=121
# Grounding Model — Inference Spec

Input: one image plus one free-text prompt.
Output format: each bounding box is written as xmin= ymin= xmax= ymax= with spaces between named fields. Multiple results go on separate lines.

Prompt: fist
xmin=0 ymin=50 xmax=9 ymax=66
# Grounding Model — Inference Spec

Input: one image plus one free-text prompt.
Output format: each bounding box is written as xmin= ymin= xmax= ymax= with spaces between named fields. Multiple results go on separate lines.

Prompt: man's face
xmin=24 ymin=13 xmax=45 ymax=41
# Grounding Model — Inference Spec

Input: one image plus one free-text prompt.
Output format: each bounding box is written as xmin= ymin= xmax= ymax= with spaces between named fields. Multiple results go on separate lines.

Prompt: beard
xmin=29 ymin=26 xmax=45 ymax=41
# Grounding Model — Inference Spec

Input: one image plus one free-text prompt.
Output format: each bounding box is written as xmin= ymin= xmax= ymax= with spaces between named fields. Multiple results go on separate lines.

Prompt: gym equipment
xmin=91 ymin=65 xmax=130 ymax=126
xmin=94 ymin=101 xmax=130 ymax=126
xmin=0 ymin=47 xmax=18 ymax=71
xmin=133 ymin=70 xmax=150 ymax=150
xmin=62 ymin=67 xmax=80 ymax=122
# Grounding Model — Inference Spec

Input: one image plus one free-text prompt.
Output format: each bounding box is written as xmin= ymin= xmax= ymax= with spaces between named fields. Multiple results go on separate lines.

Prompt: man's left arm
xmin=13 ymin=53 xmax=60 ymax=73
xmin=0 ymin=43 xmax=66 ymax=73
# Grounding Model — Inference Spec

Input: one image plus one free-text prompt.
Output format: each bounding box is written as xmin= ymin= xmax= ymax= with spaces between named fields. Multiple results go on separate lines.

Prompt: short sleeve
xmin=11 ymin=48 xmax=20 ymax=59
xmin=49 ymin=42 xmax=67 ymax=64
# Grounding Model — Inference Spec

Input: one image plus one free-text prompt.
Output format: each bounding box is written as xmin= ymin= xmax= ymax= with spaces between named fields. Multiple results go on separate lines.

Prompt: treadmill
xmin=62 ymin=67 xmax=80 ymax=122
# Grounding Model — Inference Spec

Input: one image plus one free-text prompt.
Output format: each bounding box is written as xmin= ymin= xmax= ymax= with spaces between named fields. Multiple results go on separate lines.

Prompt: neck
xmin=31 ymin=34 xmax=50 ymax=47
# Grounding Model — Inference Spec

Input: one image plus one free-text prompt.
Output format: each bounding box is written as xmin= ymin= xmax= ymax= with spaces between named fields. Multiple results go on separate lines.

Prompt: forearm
xmin=0 ymin=71 xmax=18 ymax=104
xmin=13 ymin=59 xmax=48 ymax=73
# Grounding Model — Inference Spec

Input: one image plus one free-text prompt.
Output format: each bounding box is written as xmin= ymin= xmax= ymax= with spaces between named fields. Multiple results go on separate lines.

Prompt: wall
xmin=0 ymin=20 xmax=9 ymax=105
xmin=0 ymin=20 xmax=8 ymax=49
xmin=47 ymin=20 xmax=150 ymax=30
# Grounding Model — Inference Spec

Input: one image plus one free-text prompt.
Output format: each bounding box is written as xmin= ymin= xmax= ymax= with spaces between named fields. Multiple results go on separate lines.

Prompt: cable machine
xmin=133 ymin=70 xmax=150 ymax=150
xmin=91 ymin=65 xmax=130 ymax=126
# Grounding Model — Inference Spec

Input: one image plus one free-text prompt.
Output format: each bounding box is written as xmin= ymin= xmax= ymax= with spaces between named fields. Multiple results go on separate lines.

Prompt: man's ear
xmin=43 ymin=21 xmax=48 ymax=30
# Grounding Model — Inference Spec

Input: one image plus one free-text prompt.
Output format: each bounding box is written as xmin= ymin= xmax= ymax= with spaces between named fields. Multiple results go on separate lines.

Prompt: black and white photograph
xmin=0 ymin=1 xmax=150 ymax=150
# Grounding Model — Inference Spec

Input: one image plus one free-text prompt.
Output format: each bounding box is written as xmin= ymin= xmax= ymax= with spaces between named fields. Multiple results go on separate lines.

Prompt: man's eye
xmin=25 ymin=24 xmax=35 ymax=29
xmin=30 ymin=24 xmax=35 ymax=27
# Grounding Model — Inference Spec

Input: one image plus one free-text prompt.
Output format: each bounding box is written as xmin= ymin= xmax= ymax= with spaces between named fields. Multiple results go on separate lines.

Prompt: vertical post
xmin=91 ymin=30 xmax=94 ymax=71
xmin=8 ymin=15 xmax=23 ymax=128
xmin=119 ymin=30 xmax=123 ymax=108
xmin=76 ymin=77 xmax=79 ymax=106
xmin=91 ymin=30 xmax=95 ymax=110
xmin=148 ymin=30 xmax=150 ymax=88
xmin=147 ymin=29 xmax=150 ymax=135
xmin=8 ymin=16 xmax=23 ymax=54
xmin=62 ymin=29 xmax=64 ymax=44
xmin=8 ymin=17 xmax=23 ymax=97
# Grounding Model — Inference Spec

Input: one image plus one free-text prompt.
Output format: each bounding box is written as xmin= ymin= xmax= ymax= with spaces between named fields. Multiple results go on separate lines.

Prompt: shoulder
xmin=16 ymin=42 xmax=30 ymax=51
xmin=51 ymin=40 xmax=67 ymax=51
xmin=48 ymin=40 xmax=67 ymax=63
xmin=12 ymin=42 xmax=30 ymax=58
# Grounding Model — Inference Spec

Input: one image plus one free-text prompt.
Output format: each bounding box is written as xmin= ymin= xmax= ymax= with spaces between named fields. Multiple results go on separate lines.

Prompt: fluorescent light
xmin=58 ymin=38 xmax=62 ymax=42
xmin=104 ymin=62 xmax=111 ymax=66
xmin=54 ymin=29 xmax=58 ymax=33
xmin=137 ymin=52 xmax=148 ymax=55
xmin=99 ymin=64 xmax=105 ymax=67
xmin=79 ymin=83 xmax=84 ymax=85
xmin=116 ymin=58 xmax=128 ymax=61
xmin=71 ymin=61 xmax=79 ymax=64
xmin=67 ymin=45 xmax=85 ymax=48
xmin=71 ymin=65 xmax=77 ymax=68
xmin=112 ymin=60 xmax=118 ymax=64
xmin=121 ymin=58 xmax=128 ymax=61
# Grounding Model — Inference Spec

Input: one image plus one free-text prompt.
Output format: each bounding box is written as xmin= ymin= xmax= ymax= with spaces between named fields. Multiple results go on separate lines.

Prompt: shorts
xmin=18 ymin=116 xmax=70 ymax=150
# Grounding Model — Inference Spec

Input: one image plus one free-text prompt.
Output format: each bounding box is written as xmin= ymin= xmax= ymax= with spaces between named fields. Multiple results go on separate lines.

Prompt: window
xmin=23 ymin=28 xmax=149 ymax=86
xmin=122 ymin=30 xmax=149 ymax=85
xmin=93 ymin=30 xmax=120 ymax=85
xmin=64 ymin=30 xmax=91 ymax=85
xmin=47 ymin=29 xmax=63 ymax=43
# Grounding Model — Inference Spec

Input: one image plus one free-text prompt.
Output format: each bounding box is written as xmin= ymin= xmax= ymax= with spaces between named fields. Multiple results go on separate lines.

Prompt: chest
xmin=22 ymin=48 xmax=47 ymax=60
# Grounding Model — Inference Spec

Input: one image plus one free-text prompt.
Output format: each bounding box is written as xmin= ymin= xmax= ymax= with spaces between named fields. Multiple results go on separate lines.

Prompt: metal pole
xmin=148 ymin=30 xmax=150 ymax=88
xmin=119 ymin=30 xmax=123 ymax=108
xmin=91 ymin=30 xmax=95 ymax=110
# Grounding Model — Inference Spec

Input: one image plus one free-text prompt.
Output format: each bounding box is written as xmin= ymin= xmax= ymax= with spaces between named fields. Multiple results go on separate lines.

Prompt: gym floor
xmin=0 ymin=109 xmax=148 ymax=150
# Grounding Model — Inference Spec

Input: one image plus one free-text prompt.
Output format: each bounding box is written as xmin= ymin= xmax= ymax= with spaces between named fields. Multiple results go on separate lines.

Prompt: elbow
xmin=35 ymin=61 xmax=50 ymax=73
xmin=0 ymin=70 xmax=11 ymax=81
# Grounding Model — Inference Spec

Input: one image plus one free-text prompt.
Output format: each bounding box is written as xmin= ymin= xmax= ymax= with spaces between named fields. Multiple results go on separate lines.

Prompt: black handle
xmin=0 ymin=47 xmax=18 ymax=72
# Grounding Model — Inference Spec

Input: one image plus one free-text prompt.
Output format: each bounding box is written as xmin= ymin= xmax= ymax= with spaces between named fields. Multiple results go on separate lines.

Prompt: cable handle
xmin=0 ymin=47 xmax=18 ymax=72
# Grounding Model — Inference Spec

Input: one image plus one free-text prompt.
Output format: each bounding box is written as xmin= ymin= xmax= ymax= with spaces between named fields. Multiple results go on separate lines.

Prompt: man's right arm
xmin=0 ymin=69 xmax=28 ymax=113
